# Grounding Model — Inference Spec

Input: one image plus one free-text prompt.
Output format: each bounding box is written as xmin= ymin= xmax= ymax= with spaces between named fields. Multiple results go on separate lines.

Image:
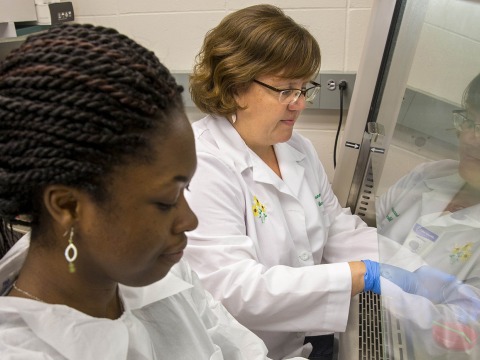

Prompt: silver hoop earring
xmin=64 ymin=227 xmax=78 ymax=274
xmin=231 ymin=114 xmax=237 ymax=124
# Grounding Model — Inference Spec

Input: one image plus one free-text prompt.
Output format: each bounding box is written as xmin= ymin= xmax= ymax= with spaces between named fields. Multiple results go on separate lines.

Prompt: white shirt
xmin=0 ymin=234 xmax=308 ymax=360
xmin=184 ymin=115 xmax=378 ymax=359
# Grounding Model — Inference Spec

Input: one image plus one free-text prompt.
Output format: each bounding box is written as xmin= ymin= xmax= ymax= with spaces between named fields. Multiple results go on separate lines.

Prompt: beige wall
xmin=72 ymin=0 xmax=374 ymax=181
xmin=73 ymin=0 xmax=373 ymax=73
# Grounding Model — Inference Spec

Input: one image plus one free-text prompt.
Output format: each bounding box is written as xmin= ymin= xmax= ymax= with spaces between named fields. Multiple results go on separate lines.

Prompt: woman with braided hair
xmin=0 ymin=24 xmax=297 ymax=359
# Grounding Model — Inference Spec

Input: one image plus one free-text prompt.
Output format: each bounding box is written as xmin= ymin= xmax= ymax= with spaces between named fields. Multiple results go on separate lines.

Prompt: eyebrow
xmin=173 ymin=175 xmax=190 ymax=183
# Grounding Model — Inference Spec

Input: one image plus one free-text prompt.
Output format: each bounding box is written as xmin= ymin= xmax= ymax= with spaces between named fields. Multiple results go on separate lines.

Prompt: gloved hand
xmin=380 ymin=264 xmax=458 ymax=304
xmin=362 ymin=260 xmax=381 ymax=294
xmin=363 ymin=261 xmax=480 ymax=326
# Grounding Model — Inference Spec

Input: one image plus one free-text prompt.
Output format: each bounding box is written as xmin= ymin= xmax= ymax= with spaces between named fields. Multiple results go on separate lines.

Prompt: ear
xmin=42 ymin=185 xmax=80 ymax=229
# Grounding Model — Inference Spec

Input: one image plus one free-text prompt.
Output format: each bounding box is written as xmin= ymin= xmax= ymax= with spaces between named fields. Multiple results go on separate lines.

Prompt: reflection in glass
xmin=374 ymin=0 xmax=480 ymax=357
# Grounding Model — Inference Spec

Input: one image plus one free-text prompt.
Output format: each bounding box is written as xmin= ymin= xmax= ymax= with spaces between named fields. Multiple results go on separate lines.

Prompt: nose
xmin=175 ymin=196 xmax=199 ymax=233
xmin=288 ymin=94 xmax=307 ymax=111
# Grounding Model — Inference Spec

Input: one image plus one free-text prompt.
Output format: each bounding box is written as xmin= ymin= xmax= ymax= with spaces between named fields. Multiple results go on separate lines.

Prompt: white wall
xmin=408 ymin=0 xmax=480 ymax=105
xmin=73 ymin=1 xmax=373 ymax=73
xmin=73 ymin=0 xmax=374 ymax=181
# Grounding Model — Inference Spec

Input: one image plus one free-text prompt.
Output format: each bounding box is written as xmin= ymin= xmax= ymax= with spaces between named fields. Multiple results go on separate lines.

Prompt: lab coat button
xmin=299 ymin=252 xmax=310 ymax=261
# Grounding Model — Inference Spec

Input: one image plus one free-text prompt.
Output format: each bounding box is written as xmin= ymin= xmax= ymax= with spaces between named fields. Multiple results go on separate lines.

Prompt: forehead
xmin=261 ymin=72 xmax=311 ymax=83
xmin=109 ymin=116 xmax=196 ymax=193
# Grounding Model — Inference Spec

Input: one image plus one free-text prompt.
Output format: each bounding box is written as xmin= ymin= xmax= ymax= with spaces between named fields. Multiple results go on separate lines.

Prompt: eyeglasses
xmin=453 ymin=110 xmax=480 ymax=137
xmin=253 ymin=79 xmax=321 ymax=104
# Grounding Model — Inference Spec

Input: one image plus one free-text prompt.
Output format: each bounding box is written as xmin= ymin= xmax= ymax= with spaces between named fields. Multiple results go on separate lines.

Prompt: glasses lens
xmin=305 ymin=86 xmax=321 ymax=102
xmin=453 ymin=111 xmax=480 ymax=137
xmin=279 ymin=90 xmax=301 ymax=104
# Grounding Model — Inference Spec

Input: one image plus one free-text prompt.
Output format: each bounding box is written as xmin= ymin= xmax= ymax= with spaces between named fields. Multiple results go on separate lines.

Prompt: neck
xmin=251 ymin=144 xmax=282 ymax=178
xmin=11 ymin=246 xmax=123 ymax=319
xmin=445 ymin=183 xmax=480 ymax=212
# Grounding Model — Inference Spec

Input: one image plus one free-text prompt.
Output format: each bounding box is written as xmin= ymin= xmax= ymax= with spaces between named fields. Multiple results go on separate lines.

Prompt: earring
xmin=64 ymin=227 xmax=78 ymax=274
xmin=231 ymin=114 xmax=237 ymax=124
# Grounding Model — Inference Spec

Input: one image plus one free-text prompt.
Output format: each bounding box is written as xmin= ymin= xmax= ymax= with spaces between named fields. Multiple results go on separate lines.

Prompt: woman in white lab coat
xmin=377 ymin=73 xmax=480 ymax=282
xmin=185 ymin=5 xmax=379 ymax=359
xmin=375 ymin=73 xmax=480 ymax=358
xmin=0 ymin=24 xmax=300 ymax=360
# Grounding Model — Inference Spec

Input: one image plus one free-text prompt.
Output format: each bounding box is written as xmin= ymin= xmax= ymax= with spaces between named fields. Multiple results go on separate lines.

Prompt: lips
xmin=161 ymin=250 xmax=184 ymax=263
xmin=280 ymin=119 xmax=295 ymax=126
xmin=161 ymin=241 xmax=187 ymax=263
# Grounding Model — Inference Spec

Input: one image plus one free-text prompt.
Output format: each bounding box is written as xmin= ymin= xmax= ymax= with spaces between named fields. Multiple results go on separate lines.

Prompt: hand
xmin=380 ymin=264 xmax=480 ymax=324
xmin=380 ymin=264 xmax=458 ymax=304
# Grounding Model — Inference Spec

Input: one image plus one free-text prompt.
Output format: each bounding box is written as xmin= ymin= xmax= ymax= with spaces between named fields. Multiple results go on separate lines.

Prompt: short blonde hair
xmin=190 ymin=4 xmax=321 ymax=117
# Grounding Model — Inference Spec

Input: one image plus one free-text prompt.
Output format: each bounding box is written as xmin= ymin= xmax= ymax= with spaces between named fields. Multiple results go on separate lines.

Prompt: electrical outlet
xmin=327 ymin=79 xmax=337 ymax=91
xmin=316 ymin=73 xmax=356 ymax=110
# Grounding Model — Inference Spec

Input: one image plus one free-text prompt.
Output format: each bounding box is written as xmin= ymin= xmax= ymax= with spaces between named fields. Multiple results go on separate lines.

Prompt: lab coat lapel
xmin=421 ymin=173 xmax=464 ymax=214
xmin=274 ymin=142 xmax=306 ymax=197
xmin=250 ymin=153 xmax=287 ymax=190
xmin=247 ymin=142 xmax=306 ymax=197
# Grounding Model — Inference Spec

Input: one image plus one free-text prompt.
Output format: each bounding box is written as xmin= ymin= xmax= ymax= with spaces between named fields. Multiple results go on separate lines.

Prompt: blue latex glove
xmin=380 ymin=264 xmax=458 ymax=304
xmin=362 ymin=260 xmax=381 ymax=294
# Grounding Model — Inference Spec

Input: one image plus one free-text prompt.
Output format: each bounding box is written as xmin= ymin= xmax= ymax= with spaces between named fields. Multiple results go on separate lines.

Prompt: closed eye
xmin=155 ymin=202 xmax=177 ymax=211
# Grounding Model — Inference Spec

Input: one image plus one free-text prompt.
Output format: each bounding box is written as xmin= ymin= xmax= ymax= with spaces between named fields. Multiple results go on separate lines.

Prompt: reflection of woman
xmin=376 ymin=74 xmax=480 ymax=358
xmin=0 ymin=24 xmax=285 ymax=359
xmin=185 ymin=5 xmax=378 ymax=359
xmin=377 ymin=73 xmax=480 ymax=284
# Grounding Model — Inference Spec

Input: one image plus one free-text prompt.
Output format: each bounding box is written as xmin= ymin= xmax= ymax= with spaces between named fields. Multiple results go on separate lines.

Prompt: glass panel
xmin=374 ymin=0 xmax=480 ymax=359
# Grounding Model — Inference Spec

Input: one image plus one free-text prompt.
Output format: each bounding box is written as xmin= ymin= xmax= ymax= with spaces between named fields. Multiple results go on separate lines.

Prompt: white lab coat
xmin=0 ymin=234 xmax=307 ymax=360
xmin=376 ymin=159 xmax=480 ymax=285
xmin=376 ymin=160 xmax=480 ymax=358
xmin=184 ymin=115 xmax=378 ymax=359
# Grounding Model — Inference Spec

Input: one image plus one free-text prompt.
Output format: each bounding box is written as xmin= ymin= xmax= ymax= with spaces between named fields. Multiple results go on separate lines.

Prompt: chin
xmin=459 ymin=167 xmax=480 ymax=190
xmin=120 ymin=268 xmax=172 ymax=288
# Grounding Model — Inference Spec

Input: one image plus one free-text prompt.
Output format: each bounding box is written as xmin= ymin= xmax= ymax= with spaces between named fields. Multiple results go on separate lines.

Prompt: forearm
xmin=349 ymin=261 xmax=367 ymax=296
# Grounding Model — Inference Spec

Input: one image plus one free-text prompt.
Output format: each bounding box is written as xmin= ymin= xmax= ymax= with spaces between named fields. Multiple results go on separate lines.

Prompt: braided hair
xmin=0 ymin=24 xmax=184 ymax=257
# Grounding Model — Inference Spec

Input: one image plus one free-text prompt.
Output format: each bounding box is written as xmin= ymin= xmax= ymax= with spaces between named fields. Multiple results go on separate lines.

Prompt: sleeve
xmin=301 ymin=138 xmax=379 ymax=263
xmin=175 ymin=260 xmax=300 ymax=360
xmin=185 ymin=150 xmax=352 ymax=334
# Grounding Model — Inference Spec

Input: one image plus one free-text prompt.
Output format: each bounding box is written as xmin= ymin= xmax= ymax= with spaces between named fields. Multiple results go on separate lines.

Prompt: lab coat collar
xmin=203 ymin=115 xmax=307 ymax=195
xmin=204 ymin=115 xmax=253 ymax=173
xmin=423 ymin=172 xmax=464 ymax=193
xmin=422 ymin=172 xmax=480 ymax=220
xmin=120 ymin=264 xmax=193 ymax=308
xmin=275 ymin=141 xmax=306 ymax=196
xmin=421 ymin=172 xmax=464 ymax=213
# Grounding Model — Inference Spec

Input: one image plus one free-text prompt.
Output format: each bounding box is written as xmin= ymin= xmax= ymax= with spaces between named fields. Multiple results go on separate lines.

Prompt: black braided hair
xmin=0 ymin=23 xmax=184 ymax=257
